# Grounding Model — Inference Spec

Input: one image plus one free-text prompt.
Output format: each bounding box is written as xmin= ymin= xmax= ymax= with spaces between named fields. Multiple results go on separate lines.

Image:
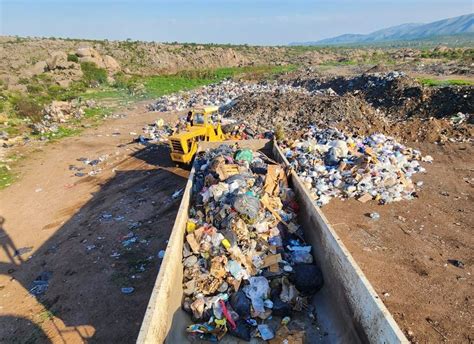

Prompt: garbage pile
xmin=148 ymin=80 xmax=326 ymax=112
xmin=31 ymin=99 xmax=97 ymax=135
xmin=280 ymin=126 xmax=430 ymax=207
xmin=138 ymin=118 xmax=175 ymax=144
xmin=182 ymin=145 xmax=323 ymax=342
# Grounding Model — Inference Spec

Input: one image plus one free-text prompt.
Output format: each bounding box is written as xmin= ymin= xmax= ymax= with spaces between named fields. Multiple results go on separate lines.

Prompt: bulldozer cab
xmin=190 ymin=106 xmax=220 ymax=127
xmin=168 ymin=106 xmax=225 ymax=164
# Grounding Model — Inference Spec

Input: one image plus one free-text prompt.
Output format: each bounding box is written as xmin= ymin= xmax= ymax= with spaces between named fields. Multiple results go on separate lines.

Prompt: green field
xmin=417 ymin=78 xmax=474 ymax=87
xmin=80 ymin=65 xmax=296 ymax=101
xmin=1 ymin=64 xmax=296 ymax=129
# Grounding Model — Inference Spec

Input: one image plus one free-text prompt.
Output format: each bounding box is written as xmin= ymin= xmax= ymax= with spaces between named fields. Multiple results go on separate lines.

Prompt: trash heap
xmin=280 ymin=126 xmax=430 ymax=207
xmin=148 ymin=80 xmax=320 ymax=112
xmin=31 ymin=99 xmax=96 ymax=135
xmin=138 ymin=118 xmax=175 ymax=143
xmin=182 ymin=144 xmax=323 ymax=342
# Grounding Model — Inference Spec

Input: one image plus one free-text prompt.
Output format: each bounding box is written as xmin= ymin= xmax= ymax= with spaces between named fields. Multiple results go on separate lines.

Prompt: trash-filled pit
xmin=181 ymin=144 xmax=325 ymax=342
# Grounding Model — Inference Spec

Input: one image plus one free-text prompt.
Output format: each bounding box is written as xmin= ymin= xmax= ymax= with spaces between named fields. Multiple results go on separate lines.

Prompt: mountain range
xmin=291 ymin=13 xmax=473 ymax=46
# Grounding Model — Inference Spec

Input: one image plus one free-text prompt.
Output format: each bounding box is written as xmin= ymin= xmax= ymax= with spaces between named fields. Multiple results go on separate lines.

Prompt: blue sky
xmin=1 ymin=0 xmax=472 ymax=45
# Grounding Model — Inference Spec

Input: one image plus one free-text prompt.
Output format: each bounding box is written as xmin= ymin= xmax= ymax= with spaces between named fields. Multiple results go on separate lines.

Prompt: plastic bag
xmin=235 ymin=149 xmax=253 ymax=162
xmin=230 ymin=290 xmax=251 ymax=318
xmin=243 ymin=276 xmax=270 ymax=314
xmin=291 ymin=264 xmax=324 ymax=295
xmin=233 ymin=194 xmax=260 ymax=219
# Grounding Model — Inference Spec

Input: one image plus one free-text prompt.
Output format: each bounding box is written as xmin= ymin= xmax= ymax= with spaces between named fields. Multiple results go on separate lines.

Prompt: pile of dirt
xmin=224 ymin=91 xmax=389 ymax=137
xmin=290 ymin=71 xmax=473 ymax=120
xmin=227 ymin=94 xmax=473 ymax=143
xmin=224 ymin=71 xmax=473 ymax=143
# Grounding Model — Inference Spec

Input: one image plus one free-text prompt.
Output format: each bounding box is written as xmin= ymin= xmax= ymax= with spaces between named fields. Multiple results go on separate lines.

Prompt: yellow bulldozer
xmin=168 ymin=106 xmax=226 ymax=164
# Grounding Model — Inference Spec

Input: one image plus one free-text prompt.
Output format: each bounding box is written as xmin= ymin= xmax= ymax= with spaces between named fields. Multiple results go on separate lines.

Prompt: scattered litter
xmin=422 ymin=155 xmax=434 ymax=163
xmin=158 ymin=250 xmax=166 ymax=259
xmin=29 ymin=271 xmax=52 ymax=296
xmin=14 ymin=246 xmax=33 ymax=257
xmin=101 ymin=213 xmax=113 ymax=221
xmin=122 ymin=235 xmax=137 ymax=247
xmin=31 ymin=100 xmax=95 ymax=136
xmin=172 ymin=188 xmax=184 ymax=199
xmin=121 ymin=287 xmax=135 ymax=294
xmin=397 ymin=215 xmax=407 ymax=222
xmin=73 ymin=155 xmax=108 ymax=177
xmin=369 ymin=212 xmax=380 ymax=220
xmin=128 ymin=221 xmax=141 ymax=230
xmin=357 ymin=193 xmax=373 ymax=203
xmin=448 ymin=259 xmax=465 ymax=269
xmin=450 ymin=112 xmax=468 ymax=125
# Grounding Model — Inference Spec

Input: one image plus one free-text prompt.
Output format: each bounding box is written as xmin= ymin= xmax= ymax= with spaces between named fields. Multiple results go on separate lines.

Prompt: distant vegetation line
xmin=290 ymin=33 xmax=474 ymax=49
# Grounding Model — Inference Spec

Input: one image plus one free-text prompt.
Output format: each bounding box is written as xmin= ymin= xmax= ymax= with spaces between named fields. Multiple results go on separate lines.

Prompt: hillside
xmin=293 ymin=13 xmax=474 ymax=46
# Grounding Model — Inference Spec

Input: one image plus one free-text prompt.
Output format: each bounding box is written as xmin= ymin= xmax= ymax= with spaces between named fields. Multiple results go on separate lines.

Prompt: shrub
xmin=112 ymin=72 xmax=130 ymax=89
xmin=12 ymin=97 xmax=43 ymax=122
xmin=80 ymin=62 xmax=107 ymax=86
xmin=19 ymin=77 xmax=30 ymax=85
xmin=47 ymin=84 xmax=64 ymax=98
xmin=26 ymin=83 xmax=44 ymax=94
xmin=112 ymin=73 xmax=145 ymax=95
xmin=177 ymin=69 xmax=216 ymax=80
xmin=67 ymin=54 xmax=79 ymax=63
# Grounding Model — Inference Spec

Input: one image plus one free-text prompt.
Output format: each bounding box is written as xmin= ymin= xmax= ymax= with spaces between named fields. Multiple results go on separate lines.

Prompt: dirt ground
xmin=0 ymin=101 xmax=472 ymax=343
xmin=324 ymin=142 xmax=473 ymax=343
xmin=0 ymin=103 xmax=187 ymax=343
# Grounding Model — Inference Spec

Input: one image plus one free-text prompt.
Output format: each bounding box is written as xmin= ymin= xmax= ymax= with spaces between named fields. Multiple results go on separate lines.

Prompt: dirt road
xmin=0 ymin=101 xmax=472 ymax=343
xmin=0 ymin=103 xmax=187 ymax=343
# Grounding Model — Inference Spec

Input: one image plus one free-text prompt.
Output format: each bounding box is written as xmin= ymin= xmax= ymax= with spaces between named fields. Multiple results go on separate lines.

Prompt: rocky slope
xmin=1 ymin=36 xmax=472 ymax=94
xmin=0 ymin=36 xmax=315 ymax=91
